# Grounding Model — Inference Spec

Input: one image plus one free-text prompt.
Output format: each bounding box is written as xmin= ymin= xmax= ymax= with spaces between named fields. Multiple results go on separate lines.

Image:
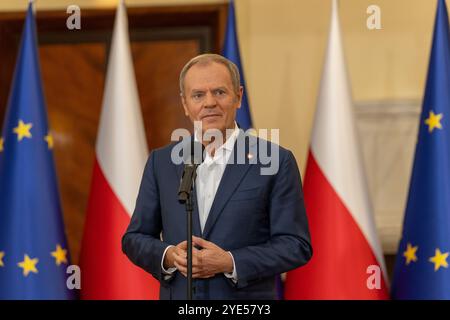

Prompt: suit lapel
xmin=202 ymin=132 xmax=254 ymax=239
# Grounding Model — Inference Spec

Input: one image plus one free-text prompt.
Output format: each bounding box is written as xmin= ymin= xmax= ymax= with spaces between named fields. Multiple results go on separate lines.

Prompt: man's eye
xmin=192 ymin=93 xmax=204 ymax=99
xmin=215 ymin=90 xmax=225 ymax=96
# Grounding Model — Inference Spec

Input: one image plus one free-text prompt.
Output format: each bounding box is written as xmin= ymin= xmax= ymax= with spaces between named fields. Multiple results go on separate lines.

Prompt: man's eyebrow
xmin=190 ymin=89 xmax=205 ymax=94
xmin=212 ymin=86 xmax=228 ymax=91
xmin=190 ymin=87 xmax=228 ymax=93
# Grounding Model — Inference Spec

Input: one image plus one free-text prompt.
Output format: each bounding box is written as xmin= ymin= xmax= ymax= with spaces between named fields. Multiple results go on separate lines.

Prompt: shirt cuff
xmin=161 ymin=245 xmax=177 ymax=274
xmin=223 ymin=251 xmax=238 ymax=283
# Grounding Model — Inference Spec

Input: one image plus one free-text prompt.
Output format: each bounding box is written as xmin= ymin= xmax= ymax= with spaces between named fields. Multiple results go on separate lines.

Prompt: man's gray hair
xmin=179 ymin=53 xmax=241 ymax=96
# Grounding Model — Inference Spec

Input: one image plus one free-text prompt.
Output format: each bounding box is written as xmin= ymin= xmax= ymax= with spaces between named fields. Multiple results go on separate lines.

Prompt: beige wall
xmin=0 ymin=0 xmax=437 ymax=173
xmin=236 ymin=0 xmax=435 ymax=173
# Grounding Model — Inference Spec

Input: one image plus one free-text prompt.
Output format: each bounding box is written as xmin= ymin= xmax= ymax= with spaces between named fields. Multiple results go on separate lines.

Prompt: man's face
xmin=181 ymin=62 xmax=243 ymax=135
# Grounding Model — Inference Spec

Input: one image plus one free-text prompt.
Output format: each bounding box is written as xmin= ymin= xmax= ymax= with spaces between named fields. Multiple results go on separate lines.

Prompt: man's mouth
xmin=201 ymin=114 xmax=222 ymax=120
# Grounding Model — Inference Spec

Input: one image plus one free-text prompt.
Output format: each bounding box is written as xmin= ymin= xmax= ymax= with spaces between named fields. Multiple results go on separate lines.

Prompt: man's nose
xmin=203 ymin=91 xmax=217 ymax=108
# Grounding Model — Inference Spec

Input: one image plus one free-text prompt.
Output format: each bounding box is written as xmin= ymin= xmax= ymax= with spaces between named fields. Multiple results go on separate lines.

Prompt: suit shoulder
xmin=252 ymin=136 xmax=292 ymax=158
xmin=149 ymin=141 xmax=180 ymax=159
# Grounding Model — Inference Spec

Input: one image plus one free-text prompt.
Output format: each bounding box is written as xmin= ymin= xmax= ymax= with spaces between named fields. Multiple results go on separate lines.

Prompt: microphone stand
xmin=185 ymin=189 xmax=194 ymax=300
xmin=178 ymin=164 xmax=198 ymax=300
xmin=178 ymin=140 xmax=204 ymax=300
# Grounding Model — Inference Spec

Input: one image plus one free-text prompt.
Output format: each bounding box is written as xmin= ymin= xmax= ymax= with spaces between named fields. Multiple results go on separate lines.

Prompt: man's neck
xmin=200 ymin=124 xmax=238 ymax=157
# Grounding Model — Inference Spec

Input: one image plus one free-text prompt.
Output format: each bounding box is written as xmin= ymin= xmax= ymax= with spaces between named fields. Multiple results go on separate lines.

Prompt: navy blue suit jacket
xmin=122 ymin=131 xmax=312 ymax=299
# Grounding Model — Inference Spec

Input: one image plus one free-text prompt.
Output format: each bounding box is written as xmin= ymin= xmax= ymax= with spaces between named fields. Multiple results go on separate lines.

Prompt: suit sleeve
xmin=230 ymin=150 xmax=313 ymax=289
xmin=122 ymin=150 xmax=172 ymax=284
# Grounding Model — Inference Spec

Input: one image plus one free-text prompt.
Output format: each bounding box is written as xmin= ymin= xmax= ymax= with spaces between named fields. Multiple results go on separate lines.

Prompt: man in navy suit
xmin=122 ymin=54 xmax=312 ymax=300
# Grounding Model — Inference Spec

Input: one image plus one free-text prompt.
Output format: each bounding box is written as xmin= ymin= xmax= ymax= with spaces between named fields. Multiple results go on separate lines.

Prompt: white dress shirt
xmin=196 ymin=123 xmax=239 ymax=232
xmin=161 ymin=123 xmax=239 ymax=281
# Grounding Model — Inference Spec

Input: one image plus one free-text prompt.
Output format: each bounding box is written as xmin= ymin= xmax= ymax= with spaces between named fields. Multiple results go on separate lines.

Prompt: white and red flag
xmin=79 ymin=1 xmax=159 ymax=299
xmin=284 ymin=0 xmax=389 ymax=299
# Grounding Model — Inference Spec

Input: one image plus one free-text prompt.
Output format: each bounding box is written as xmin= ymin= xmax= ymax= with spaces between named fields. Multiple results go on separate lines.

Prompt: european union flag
xmin=0 ymin=4 xmax=75 ymax=299
xmin=391 ymin=0 xmax=450 ymax=299
xmin=222 ymin=0 xmax=253 ymax=131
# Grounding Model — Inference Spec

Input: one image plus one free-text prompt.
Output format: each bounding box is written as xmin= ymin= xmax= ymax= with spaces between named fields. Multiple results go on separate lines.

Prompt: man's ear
xmin=237 ymin=86 xmax=244 ymax=109
xmin=181 ymin=94 xmax=189 ymax=116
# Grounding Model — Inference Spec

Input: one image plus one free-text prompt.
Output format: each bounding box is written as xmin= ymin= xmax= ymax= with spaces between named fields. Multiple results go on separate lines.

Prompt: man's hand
xmin=173 ymin=236 xmax=233 ymax=279
xmin=163 ymin=241 xmax=187 ymax=270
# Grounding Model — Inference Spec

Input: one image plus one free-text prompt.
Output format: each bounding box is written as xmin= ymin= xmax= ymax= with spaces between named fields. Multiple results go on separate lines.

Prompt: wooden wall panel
xmin=131 ymin=40 xmax=198 ymax=150
xmin=40 ymin=43 xmax=106 ymax=265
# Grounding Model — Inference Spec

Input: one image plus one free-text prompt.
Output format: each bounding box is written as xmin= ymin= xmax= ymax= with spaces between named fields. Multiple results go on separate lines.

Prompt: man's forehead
xmin=184 ymin=62 xmax=233 ymax=87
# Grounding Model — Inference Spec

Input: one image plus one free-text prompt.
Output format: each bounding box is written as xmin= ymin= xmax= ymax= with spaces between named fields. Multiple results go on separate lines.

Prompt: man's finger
xmin=191 ymin=249 xmax=203 ymax=266
xmin=175 ymin=248 xmax=187 ymax=258
xmin=191 ymin=266 xmax=203 ymax=274
xmin=175 ymin=258 xmax=203 ymax=272
xmin=174 ymin=261 xmax=187 ymax=274
xmin=177 ymin=241 xmax=188 ymax=250
xmin=173 ymin=253 xmax=187 ymax=268
xmin=191 ymin=256 xmax=201 ymax=268
xmin=192 ymin=236 xmax=213 ymax=249
xmin=179 ymin=270 xmax=187 ymax=278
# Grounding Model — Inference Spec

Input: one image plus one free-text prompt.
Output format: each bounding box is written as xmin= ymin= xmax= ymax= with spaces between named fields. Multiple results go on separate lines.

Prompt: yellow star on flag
xmin=0 ymin=251 xmax=4 ymax=267
xmin=0 ymin=137 xmax=4 ymax=152
xmin=403 ymin=243 xmax=418 ymax=265
xmin=13 ymin=120 xmax=32 ymax=141
xmin=17 ymin=254 xmax=39 ymax=276
xmin=51 ymin=244 xmax=67 ymax=266
xmin=44 ymin=134 xmax=54 ymax=149
xmin=424 ymin=111 xmax=443 ymax=133
xmin=429 ymin=248 xmax=449 ymax=271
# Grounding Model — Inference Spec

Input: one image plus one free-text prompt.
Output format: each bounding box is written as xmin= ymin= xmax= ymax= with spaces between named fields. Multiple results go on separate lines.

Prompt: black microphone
xmin=178 ymin=139 xmax=205 ymax=203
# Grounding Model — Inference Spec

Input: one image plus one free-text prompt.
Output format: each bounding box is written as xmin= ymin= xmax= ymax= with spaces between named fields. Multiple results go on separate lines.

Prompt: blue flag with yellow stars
xmin=0 ymin=3 xmax=75 ymax=299
xmin=222 ymin=0 xmax=253 ymax=131
xmin=391 ymin=0 xmax=450 ymax=299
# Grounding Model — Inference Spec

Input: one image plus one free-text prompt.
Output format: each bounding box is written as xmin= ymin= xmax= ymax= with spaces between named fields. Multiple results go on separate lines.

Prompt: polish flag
xmin=79 ymin=2 xmax=159 ymax=299
xmin=284 ymin=0 xmax=389 ymax=299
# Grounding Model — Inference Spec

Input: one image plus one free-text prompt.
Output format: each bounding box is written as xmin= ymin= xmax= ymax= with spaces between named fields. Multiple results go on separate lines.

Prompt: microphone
xmin=178 ymin=139 xmax=205 ymax=203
